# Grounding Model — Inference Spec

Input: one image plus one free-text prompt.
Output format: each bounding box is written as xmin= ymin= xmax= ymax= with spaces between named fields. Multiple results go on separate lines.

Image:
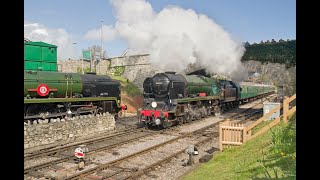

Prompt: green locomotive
xmin=139 ymin=72 xmax=275 ymax=128
xmin=24 ymin=41 xmax=122 ymax=121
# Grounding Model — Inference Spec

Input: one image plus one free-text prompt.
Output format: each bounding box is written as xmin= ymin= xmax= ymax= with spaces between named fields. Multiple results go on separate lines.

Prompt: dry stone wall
xmin=24 ymin=113 xmax=115 ymax=149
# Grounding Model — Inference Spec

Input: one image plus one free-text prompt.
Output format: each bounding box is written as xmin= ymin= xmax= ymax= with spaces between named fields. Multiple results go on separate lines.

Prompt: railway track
xmin=228 ymin=94 xmax=277 ymax=124
xmin=24 ymin=129 xmax=156 ymax=174
xmin=24 ymin=115 xmax=218 ymax=176
xmin=24 ymin=94 xmax=276 ymax=178
xmin=25 ymin=127 xmax=139 ymax=160
xmin=123 ymin=134 xmax=218 ymax=180
xmin=63 ymin=120 xmax=222 ymax=179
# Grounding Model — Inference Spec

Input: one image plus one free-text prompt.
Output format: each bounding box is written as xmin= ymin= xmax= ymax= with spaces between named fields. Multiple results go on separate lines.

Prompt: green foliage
xmin=110 ymin=75 xmax=141 ymax=96
xmin=110 ymin=75 xmax=128 ymax=83
xmin=125 ymin=81 xmax=141 ymax=96
xmin=113 ymin=66 xmax=125 ymax=76
xmin=253 ymin=116 xmax=296 ymax=179
xmin=76 ymin=67 xmax=92 ymax=73
xmin=242 ymin=40 xmax=296 ymax=68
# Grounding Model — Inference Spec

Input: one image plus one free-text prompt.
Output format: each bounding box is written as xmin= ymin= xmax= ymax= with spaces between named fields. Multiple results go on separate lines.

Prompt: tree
xmin=83 ymin=45 xmax=107 ymax=72
xmin=244 ymin=41 xmax=250 ymax=47
xmin=83 ymin=45 xmax=107 ymax=61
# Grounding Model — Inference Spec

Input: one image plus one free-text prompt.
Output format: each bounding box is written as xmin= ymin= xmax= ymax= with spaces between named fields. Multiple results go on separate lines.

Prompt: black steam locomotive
xmin=138 ymin=72 xmax=275 ymax=128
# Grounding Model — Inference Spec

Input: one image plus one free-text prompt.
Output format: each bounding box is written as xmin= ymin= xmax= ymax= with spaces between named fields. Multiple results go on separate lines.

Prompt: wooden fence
xmin=219 ymin=94 xmax=296 ymax=151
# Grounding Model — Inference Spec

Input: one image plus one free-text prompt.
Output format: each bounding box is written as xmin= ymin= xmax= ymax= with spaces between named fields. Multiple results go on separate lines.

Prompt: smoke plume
xmin=110 ymin=0 xmax=248 ymax=81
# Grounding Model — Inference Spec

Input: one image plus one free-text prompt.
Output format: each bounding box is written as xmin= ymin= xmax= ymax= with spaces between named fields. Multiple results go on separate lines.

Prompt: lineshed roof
xmin=24 ymin=41 xmax=57 ymax=48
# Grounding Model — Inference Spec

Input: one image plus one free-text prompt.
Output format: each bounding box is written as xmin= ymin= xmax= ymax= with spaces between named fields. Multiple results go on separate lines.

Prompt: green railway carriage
xmin=240 ymin=83 xmax=275 ymax=100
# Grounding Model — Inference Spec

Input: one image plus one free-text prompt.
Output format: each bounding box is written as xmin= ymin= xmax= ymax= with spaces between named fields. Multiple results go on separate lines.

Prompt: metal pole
xmin=82 ymin=57 xmax=84 ymax=74
xmin=100 ymin=20 xmax=103 ymax=74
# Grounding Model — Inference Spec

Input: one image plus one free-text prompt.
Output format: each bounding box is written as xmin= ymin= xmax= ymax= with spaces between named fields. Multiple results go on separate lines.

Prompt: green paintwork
xmin=177 ymin=96 xmax=222 ymax=103
xmin=24 ymin=70 xmax=83 ymax=98
xmin=25 ymin=61 xmax=57 ymax=71
xmin=24 ymin=41 xmax=57 ymax=62
xmin=185 ymin=75 xmax=221 ymax=96
xmin=24 ymin=97 xmax=121 ymax=108
xmin=240 ymin=84 xmax=275 ymax=99
xmin=24 ymin=41 xmax=57 ymax=71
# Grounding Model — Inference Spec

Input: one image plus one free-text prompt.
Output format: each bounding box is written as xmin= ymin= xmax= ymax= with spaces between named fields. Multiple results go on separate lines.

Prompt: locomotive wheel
xmin=177 ymin=117 xmax=184 ymax=125
xmin=207 ymin=107 xmax=212 ymax=116
xmin=214 ymin=106 xmax=221 ymax=116
xmin=193 ymin=107 xmax=200 ymax=120
xmin=184 ymin=113 xmax=192 ymax=123
xmin=201 ymin=106 xmax=208 ymax=118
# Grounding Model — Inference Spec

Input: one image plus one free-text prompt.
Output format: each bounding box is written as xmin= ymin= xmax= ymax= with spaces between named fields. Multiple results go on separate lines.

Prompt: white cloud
xmin=84 ymin=25 xmax=117 ymax=41
xmin=24 ymin=22 xmax=78 ymax=60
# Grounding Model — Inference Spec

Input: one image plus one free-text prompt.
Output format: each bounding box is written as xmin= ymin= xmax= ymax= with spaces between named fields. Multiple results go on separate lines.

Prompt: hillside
xmin=242 ymin=40 xmax=296 ymax=68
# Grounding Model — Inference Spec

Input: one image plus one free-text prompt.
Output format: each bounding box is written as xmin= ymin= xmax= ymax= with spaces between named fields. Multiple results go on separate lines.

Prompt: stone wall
xmin=57 ymin=60 xmax=111 ymax=75
xmin=57 ymin=54 xmax=160 ymax=90
xmin=24 ymin=113 xmax=115 ymax=149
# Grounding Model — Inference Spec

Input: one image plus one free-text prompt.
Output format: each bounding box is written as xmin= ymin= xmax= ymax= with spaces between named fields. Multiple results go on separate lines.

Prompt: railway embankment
xmin=182 ymin=114 xmax=296 ymax=180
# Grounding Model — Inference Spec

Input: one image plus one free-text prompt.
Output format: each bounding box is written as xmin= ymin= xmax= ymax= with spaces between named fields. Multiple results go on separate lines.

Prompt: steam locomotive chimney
xmin=165 ymin=71 xmax=176 ymax=74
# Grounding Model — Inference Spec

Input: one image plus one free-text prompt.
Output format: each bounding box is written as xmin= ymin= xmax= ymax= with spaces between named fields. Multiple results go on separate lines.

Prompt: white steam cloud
xmin=108 ymin=0 xmax=248 ymax=81
xmin=24 ymin=22 xmax=78 ymax=60
xmin=81 ymin=0 xmax=248 ymax=80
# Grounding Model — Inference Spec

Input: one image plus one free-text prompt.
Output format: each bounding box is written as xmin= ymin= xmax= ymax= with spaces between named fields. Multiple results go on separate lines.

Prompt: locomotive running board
xmin=177 ymin=96 xmax=222 ymax=103
xmin=24 ymin=97 xmax=121 ymax=108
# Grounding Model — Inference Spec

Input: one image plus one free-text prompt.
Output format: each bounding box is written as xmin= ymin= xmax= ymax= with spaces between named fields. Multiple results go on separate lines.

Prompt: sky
xmin=24 ymin=0 xmax=296 ymax=60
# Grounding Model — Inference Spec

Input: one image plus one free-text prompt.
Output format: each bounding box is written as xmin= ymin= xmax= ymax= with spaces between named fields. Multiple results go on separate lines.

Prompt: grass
xmin=110 ymin=75 xmax=128 ymax=83
xmin=182 ymin=115 xmax=296 ymax=180
xmin=110 ymin=75 xmax=141 ymax=97
xmin=251 ymin=120 xmax=271 ymax=134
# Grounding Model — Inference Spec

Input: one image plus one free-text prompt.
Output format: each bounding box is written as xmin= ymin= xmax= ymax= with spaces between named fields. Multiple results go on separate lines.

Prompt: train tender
xmin=24 ymin=71 xmax=122 ymax=121
xmin=138 ymin=72 xmax=275 ymax=128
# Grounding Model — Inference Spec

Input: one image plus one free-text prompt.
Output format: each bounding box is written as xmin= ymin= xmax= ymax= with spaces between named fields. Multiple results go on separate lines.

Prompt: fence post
xmin=243 ymin=126 xmax=247 ymax=143
xmin=219 ymin=122 xmax=223 ymax=151
xmin=283 ymin=97 xmax=288 ymax=123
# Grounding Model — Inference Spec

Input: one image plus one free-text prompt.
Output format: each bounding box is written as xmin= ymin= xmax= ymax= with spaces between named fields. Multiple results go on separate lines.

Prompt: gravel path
xmin=137 ymin=137 xmax=220 ymax=180
xmin=24 ymin=156 xmax=61 ymax=169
